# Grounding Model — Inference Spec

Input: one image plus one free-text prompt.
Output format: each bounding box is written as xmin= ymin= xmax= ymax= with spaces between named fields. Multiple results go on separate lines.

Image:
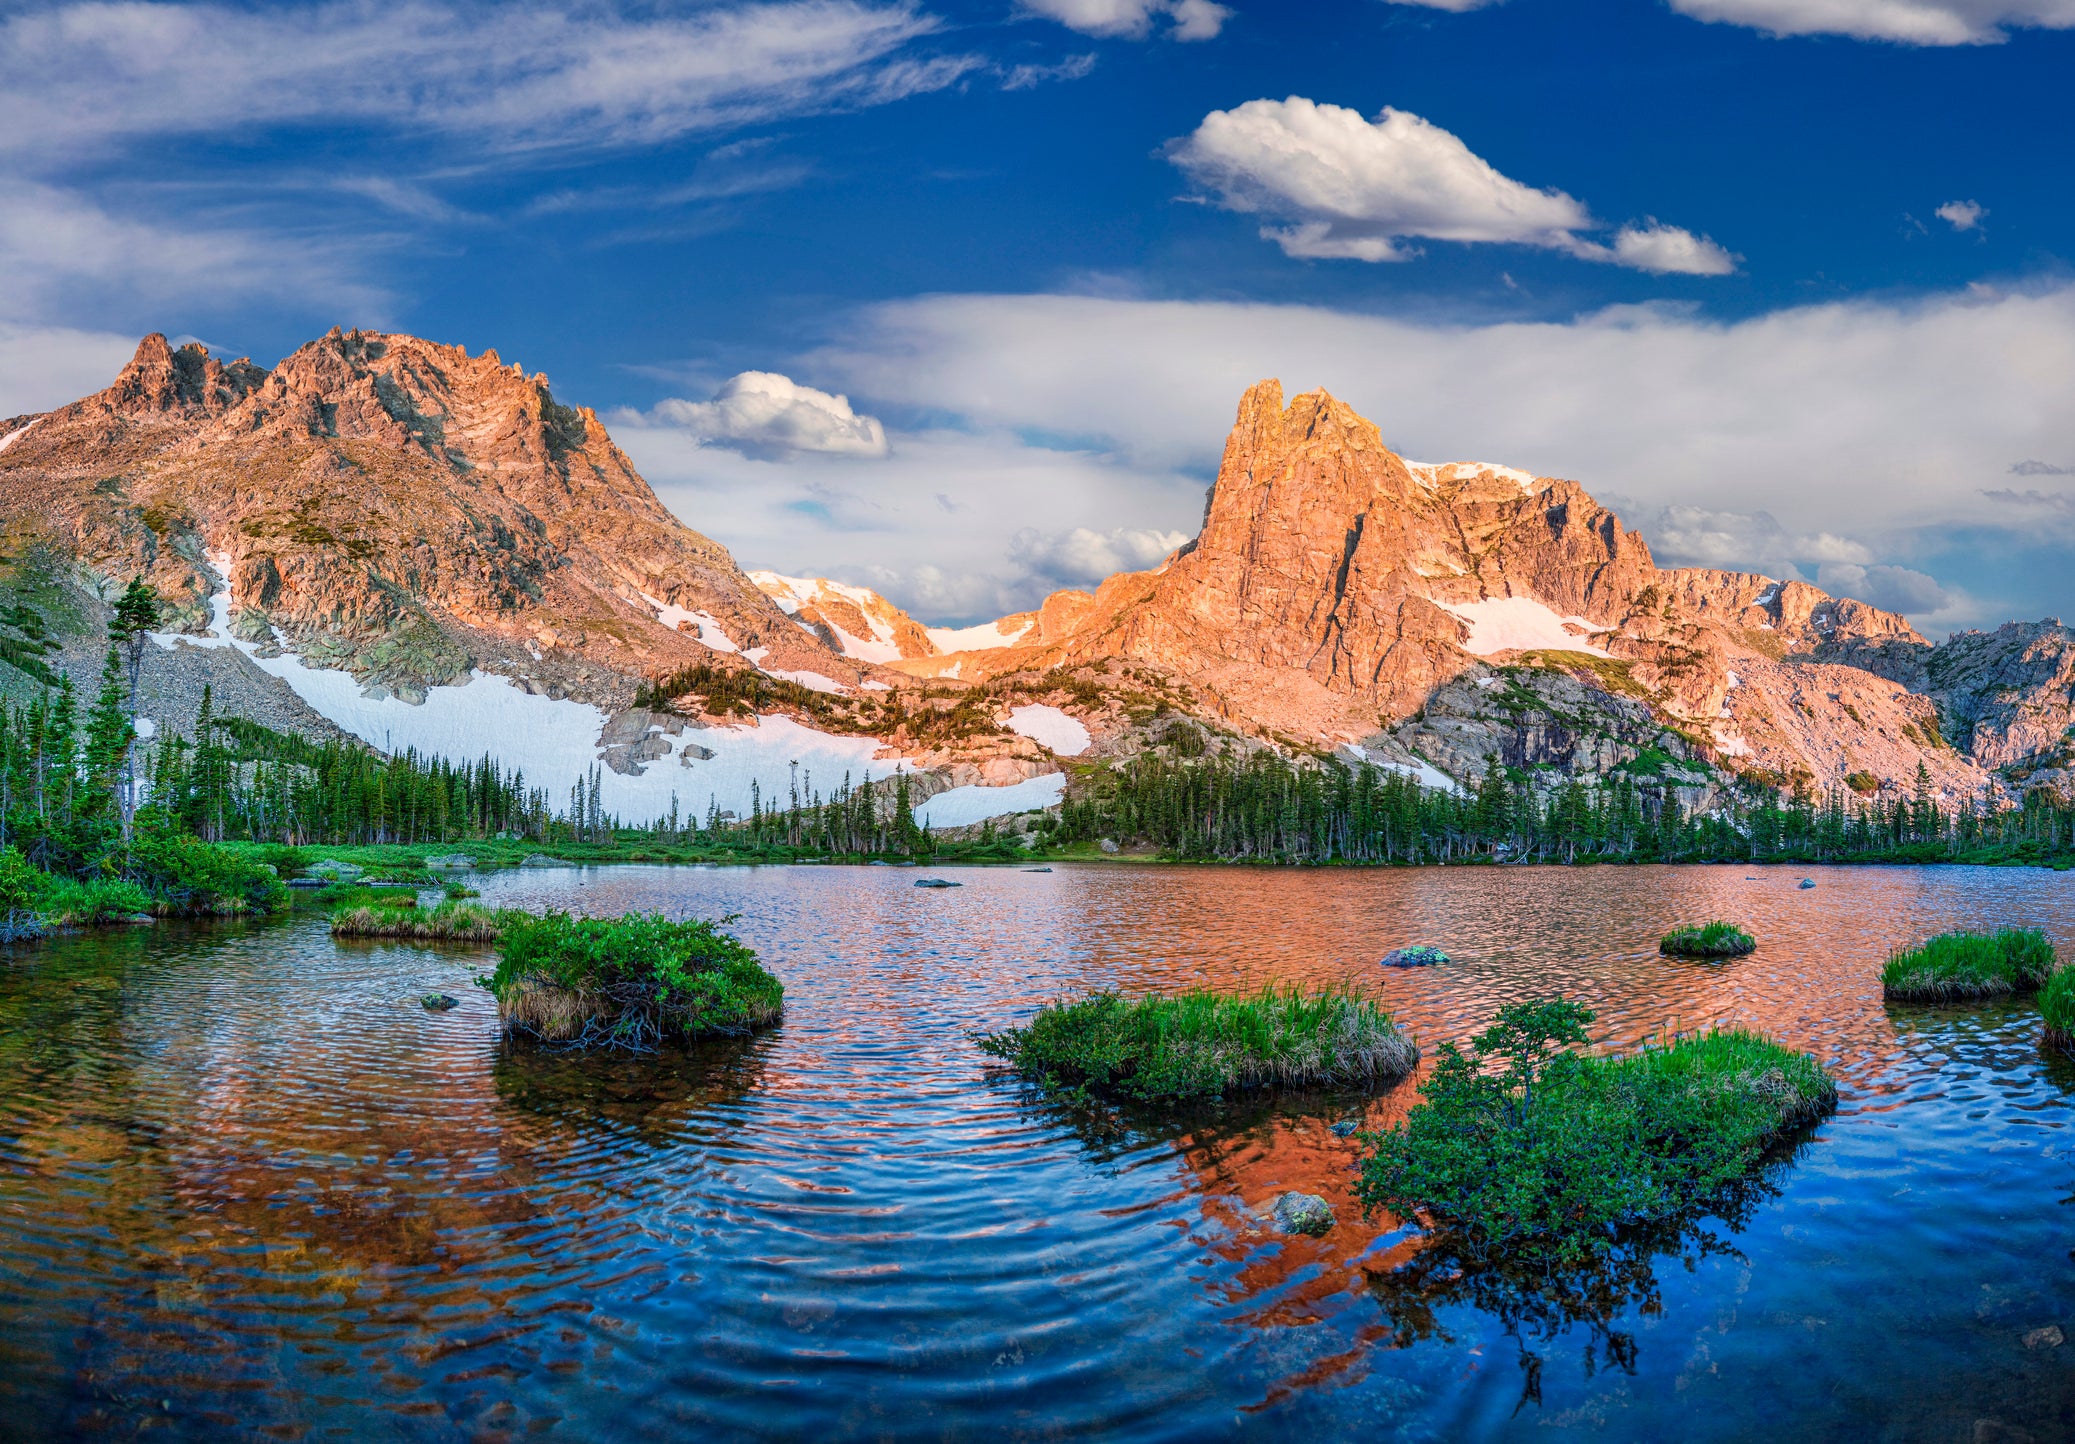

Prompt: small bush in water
xmin=1881 ymin=928 xmax=2056 ymax=1002
xmin=39 ymin=876 xmax=152 ymax=925
xmin=444 ymin=882 xmax=481 ymax=901
xmin=1659 ymin=921 xmax=1755 ymax=958
xmin=1357 ymin=998 xmax=1835 ymax=1263
xmin=976 ymin=985 xmax=1419 ymax=1102
xmin=2042 ymin=967 xmax=2075 ymax=1055
xmin=485 ymin=911 xmax=783 ymax=1050
xmin=127 ymin=827 xmax=288 ymax=916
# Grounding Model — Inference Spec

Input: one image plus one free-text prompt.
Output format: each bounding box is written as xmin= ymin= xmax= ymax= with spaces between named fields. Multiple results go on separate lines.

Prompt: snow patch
xmin=1005 ymin=704 xmax=1090 ymax=756
xmin=0 ymin=417 xmax=40 ymax=453
xmin=913 ymin=772 xmax=1066 ymax=829
xmin=134 ymin=716 xmax=156 ymax=739
xmin=762 ymin=668 xmax=848 ymax=695
xmin=1405 ymin=460 xmax=1538 ymax=493
xmin=1717 ymin=735 xmax=1752 ymax=758
xmin=1436 ymin=596 xmax=1611 ymax=658
xmin=825 ymin=619 xmax=902 ymax=665
xmin=926 ymin=619 xmax=1032 ymax=653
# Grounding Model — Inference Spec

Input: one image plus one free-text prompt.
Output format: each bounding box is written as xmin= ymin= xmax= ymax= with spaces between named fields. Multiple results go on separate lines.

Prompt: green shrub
xmin=1357 ymin=999 xmax=1835 ymax=1264
xmin=126 ymin=828 xmax=289 ymax=916
xmin=976 ymin=984 xmax=1419 ymax=1101
xmin=1881 ymin=928 xmax=2056 ymax=1002
xmin=0 ymin=845 xmax=43 ymax=914
xmin=443 ymin=882 xmax=481 ymax=901
xmin=484 ymin=911 xmax=783 ymax=1050
xmin=39 ymin=876 xmax=152 ymax=925
xmin=332 ymin=900 xmax=506 ymax=941
xmin=1660 ymin=921 xmax=1755 ymax=957
xmin=2042 ymin=967 xmax=2075 ymax=1055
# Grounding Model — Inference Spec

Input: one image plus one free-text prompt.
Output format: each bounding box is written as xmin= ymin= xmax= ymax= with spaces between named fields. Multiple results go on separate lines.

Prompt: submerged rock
xmin=914 ymin=878 xmax=962 ymax=889
xmin=421 ymin=994 xmax=459 ymax=1011
xmin=2023 ymin=1324 xmax=2064 ymax=1350
xmin=1269 ymin=1192 xmax=1336 ymax=1237
xmin=1329 ymin=1119 xmax=1360 ymax=1138
xmin=286 ymin=877 xmax=329 ymax=889
xmin=1023 ymin=867 xmax=1053 ymax=873
xmin=1799 ymin=878 xmax=1817 ymax=889
xmin=1381 ymin=945 xmax=1449 ymax=969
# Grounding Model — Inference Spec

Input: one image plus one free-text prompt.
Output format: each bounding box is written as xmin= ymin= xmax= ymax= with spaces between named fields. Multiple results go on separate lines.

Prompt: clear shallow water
xmin=2 ymin=862 xmax=2073 ymax=1441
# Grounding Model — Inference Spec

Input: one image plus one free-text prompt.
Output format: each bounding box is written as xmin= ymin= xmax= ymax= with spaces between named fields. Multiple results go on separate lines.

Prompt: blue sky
xmin=3 ymin=0 xmax=2073 ymax=628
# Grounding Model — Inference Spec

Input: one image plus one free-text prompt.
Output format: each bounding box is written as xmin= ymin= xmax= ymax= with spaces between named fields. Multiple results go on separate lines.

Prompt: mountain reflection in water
xmin=2 ymin=862 xmax=2073 ymax=1441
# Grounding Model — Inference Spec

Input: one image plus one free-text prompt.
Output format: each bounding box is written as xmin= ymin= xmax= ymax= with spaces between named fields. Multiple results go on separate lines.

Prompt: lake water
xmin=2 ymin=863 xmax=2073 ymax=1441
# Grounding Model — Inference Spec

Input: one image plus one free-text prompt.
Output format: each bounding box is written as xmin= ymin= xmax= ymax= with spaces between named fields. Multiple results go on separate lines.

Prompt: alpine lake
xmin=2 ymin=861 xmax=2072 ymax=1441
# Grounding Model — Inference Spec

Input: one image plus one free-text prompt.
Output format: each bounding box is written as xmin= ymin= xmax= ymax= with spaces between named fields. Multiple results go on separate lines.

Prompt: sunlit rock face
xmin=888 ymin=379 xmax=2061 ymax=801
xmin=0 ymin=329 xmax=865 ymax=706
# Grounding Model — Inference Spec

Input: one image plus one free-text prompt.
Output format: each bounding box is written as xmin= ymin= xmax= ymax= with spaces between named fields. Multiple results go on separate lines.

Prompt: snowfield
xmin=1005 ymin=704 xmax=1090 ymax=756
xmin=1437 ymin=596 xmax=1611 ymax=658
xmin=913 ymin=772 xmax=1066 ymax=829
xmin=0 ymin=417 xmax=40 ymax=453
xmin=925 ymin=619 xmax=1032 ymax=653
xmin=748 ymin=572 xmax=905 ymax=662
xmin=154 ymin=563 xmax=898 ymax=819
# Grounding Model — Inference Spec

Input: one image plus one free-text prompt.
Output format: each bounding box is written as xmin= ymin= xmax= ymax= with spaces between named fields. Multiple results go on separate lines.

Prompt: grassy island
xmin=484 ymin=911 xmax=784 ymax=1051
xmin=331 ymin=898 xmax=508 ymax=942
xmin=976 ymin=984 xmax=1419 ymax=1102
xmin=1357 ymin=999 xmax=1835 ymax=1262
xmin=1659 ymin=922 xmax=1756 ymax=958
xmin=1881 ymin=927 xmax=2056 ymax=1002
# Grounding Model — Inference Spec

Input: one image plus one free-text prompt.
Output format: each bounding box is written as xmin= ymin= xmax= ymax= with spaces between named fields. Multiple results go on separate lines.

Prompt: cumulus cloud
xmin=1815 ymin=560 xmax=1954 ymax=614
xmin=1937 ymin=199 xmax=1987 ymax=231
xmin=1020 ymin=0 xmax=1230 ymax=40
xmin=640 ymin=372 xmax=889 ymax=460
xmin=1667 ymin=0 xmax=2075 ymax=43
xmin=791 ymin=282 xmax=2075 ymax=628
xmin=0 ymin=1 xmax=973 ymax=160
xmin=1649 ymin=506 xmax=1871 ymax=574
xmin=1168 ymin=99 xmax=1735 ymax=274
xmin=1009 ymin=525 xmax=1192 ymax=587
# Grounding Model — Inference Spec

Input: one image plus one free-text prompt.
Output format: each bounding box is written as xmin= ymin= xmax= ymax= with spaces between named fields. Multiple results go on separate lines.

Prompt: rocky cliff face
xmin=893 ymin=380 xmax=2063 ymax=804
xmin=0 ymin=331 xmax=864 ymax=705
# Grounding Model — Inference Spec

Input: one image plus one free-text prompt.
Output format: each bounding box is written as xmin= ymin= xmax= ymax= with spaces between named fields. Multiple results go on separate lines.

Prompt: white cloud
xmin=1936 ymin=199 xmax=1987 ymax=231
xmin=0 ymin=1 xmax=972 ymax=160
xmin=0 ymin=178 xmax=384 ymax=325
xmin=1020 ymin=0 xmax=1230 ymax=40
xmin=790 ymin=283 xmax=2075 ymax=628
xmin=1168 ymin=98 xmax=1734 ymax=274
xmin=1815 ymin=560 xmax=1953 ymax=614
xmin=613 ymin=415 xmax=1206 ymax=623
xmin=1009 ymin=525 xmax=1191 ymax=586
xmin=1602 ymin=222 xmax=1740 ymax=276
xmin=0 ymin=321 xmax=141 ymax=418
xmin=638 ymin=372 xmax=889 ymax=459
xmin=1667 ymin=0 xmax=2075 ymax=43
xmin=1378 ymin=0 xmax=2075 ymax=42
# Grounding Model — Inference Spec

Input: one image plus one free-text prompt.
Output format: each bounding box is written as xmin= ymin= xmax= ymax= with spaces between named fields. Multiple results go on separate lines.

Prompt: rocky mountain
xmin=6 ymin=337 xmax=2069 ymax=827
xmin=0 ymin=330 xmax=867 ymax=710
xmin=869 ymin=380 xmax=2074 ymax=807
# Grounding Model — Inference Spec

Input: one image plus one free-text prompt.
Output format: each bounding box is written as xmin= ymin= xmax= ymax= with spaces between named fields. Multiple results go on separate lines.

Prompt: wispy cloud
xmin=0 ymin=1 xmax=976 ymax=163
xmin=1383 ymin=0 xmax=2075 ymax=44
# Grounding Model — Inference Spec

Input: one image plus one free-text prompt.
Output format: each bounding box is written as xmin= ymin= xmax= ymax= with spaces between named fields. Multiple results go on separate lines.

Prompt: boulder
xmin=914 ymin=878 xmax=962 ymax=889
xmin=1381 ymin=945 xmax=1449 ymax=968
xmin=2023 ymin=1325 xmax=2064 ymax=1350
xmin=520 ymin=854 xmax=561 ymax=868
xmin=421 ymin=994 xmax=459 ymax=1011
xmin=1268 ymin=1192 xmax=1335 ymax=1237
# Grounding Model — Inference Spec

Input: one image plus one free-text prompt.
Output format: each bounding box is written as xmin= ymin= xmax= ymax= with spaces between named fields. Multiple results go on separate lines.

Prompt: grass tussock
xmin=1358 ymin=999 xmax=1836 ymax=1263
xmin=1881 ymin=927 xmax=2056 ymax=1002
xmin=2042 ymin=967 xmax=2075 ymax=1055
xmin=331 ymin=900 xmax=508 ymax=941
xmin=484 ymin=911 xmax=783 ymax=1051
xmin=976 ymin=984 xmax=1419 ymax=1102
xmin=1659 ymin=921 xmax=1755 ymax=958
